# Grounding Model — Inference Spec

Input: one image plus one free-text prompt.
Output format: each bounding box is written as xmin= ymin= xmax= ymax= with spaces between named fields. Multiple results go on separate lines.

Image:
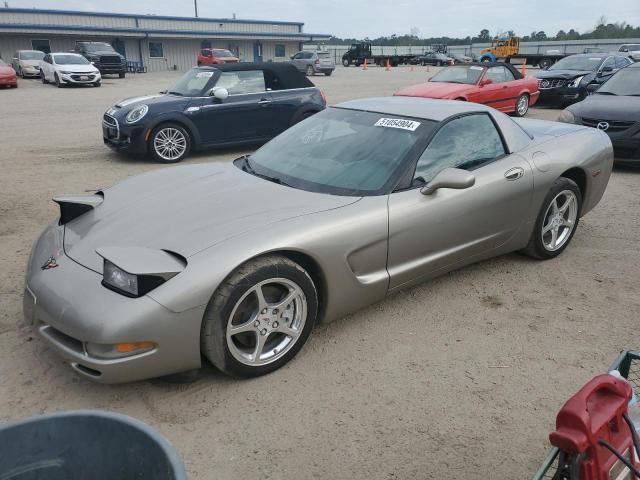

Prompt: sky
xmin=5 ymin=0 xmax=640 ymax=39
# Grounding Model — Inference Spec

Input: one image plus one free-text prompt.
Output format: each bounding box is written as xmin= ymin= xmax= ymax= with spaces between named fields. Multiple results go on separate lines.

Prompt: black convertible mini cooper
xmin=103 ymin=63 xmax=326 ymax=162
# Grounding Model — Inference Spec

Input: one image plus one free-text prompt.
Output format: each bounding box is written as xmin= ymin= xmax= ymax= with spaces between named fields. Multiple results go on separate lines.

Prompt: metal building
xmin=0 ymin=8 xmax=331 ymax=71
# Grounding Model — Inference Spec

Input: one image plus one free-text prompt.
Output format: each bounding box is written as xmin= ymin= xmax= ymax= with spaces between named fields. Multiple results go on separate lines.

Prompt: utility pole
xmin=194 ymin=0 xmax=198 ymax=17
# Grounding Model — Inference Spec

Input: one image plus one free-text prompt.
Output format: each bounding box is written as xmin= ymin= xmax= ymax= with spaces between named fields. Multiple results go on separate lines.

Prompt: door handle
xmin=258 ymin=99 xmax=271 ymax=104
xmin=504 ymin=167 xmax=524 ymax=181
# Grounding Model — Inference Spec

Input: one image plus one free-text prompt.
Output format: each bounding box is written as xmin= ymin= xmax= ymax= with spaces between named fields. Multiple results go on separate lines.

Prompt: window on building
xmin=31 ymin=39 xmax=51 ymax=54
xmin=275 ymin=44 xmax=286 ymax=58
xmin=149 ymin=42 xmax=164 ymax=58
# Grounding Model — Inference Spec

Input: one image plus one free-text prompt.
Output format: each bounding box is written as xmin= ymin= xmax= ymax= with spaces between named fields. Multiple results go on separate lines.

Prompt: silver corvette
xmin=24 ymin=97 xmax=613 ymax=383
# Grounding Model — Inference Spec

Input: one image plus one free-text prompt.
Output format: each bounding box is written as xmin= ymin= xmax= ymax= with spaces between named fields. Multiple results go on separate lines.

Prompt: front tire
xmin=40 ymin=70 xmax=48 ymax=84
xmin=149 ymin=123 xmax=191 ymax=163
xmin=119 ymin=71 xmax=126 ymax=78
xmin=324 ymin=70 xmax=332 ymax=76
xmin=93 ymin=81 xmax=101 ymax=87
xmin=54 ymin=73 xmax=63 ymax=88
xmin=342 ymin=58 xmax=350 ymax=67
xmin=513 ymin=93 xmax=529 ymax=117
xmin=522 ymin=177 xmax=581 ymax=260
xmin=201 ymin=255 xmax=318 ymax=378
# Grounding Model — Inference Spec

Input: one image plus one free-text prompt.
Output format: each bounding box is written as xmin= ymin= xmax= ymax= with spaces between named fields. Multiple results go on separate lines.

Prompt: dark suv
xmin=74 ymin=42 xmax=126 ymax=78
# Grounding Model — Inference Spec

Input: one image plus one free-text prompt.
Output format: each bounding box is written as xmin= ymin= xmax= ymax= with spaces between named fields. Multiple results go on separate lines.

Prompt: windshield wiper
xmin=238 ymin=156 xmax=294 ymax=188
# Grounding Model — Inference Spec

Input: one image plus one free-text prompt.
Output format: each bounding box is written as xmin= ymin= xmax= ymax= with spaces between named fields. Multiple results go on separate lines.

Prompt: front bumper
xmin=20 ymin=67 xmax=40 ymax=77
xmin=537 ymin=86 xmax=583 ymax=105
xmin=59 ymin=72 xmax=101 ymax=85
xmin=94 ymin=63 xmax=126 ymax=74
xmin=102 ymin=113 xmax=148 ymax=154
xmin=24 ymin=223 xmax=204 ymax=383
xmin=576 ymin=119 xmax=640 ymax=164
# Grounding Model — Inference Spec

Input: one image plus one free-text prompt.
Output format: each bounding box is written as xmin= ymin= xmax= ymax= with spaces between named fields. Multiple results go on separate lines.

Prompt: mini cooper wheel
xmin=523 ymin=177 xmax=581 ymax=260
xmin=201 ymin=255 xmax=318 ymax=378
xmin=513 ymin=94 xmax=529 ymax=117
xmin=149 ymin=123 xmax=191 ymax=163
xmin=306 ymin=65 xmax=314 ymax=76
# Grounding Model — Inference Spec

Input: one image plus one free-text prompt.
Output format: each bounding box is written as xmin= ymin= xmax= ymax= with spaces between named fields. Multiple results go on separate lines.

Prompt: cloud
xmin=7 ymin=0 xmax=640 ymax=38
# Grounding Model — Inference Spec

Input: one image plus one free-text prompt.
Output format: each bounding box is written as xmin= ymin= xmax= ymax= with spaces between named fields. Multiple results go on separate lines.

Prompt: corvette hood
xmin=568 ymin=95 xmax=640 ymax=122
xmin=63 ymin=162 xmax=359 ymax=273
xmin=535 ymin=69 xmax=592 ymax=80
xmin=395 ymin=82 xmax=474 ymax=98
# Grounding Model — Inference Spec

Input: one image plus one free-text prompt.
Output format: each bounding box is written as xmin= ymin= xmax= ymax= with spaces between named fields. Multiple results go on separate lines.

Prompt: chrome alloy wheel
xmin=153 ymin=127 xmax=187 ymax=161
xmin=541 ymin=190 xmax=578 ymax=251
xmin=516 ymin=95 xmax=529 ymax=116
xmin=226 ymin=278 xmax=307 ymax=366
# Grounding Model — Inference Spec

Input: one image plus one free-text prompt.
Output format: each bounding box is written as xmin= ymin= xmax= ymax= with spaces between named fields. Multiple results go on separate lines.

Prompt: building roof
xmin=335 ymin=96 xmax=495 ymax=122
xmin=0 ymin=8 xmax=332 ymax=40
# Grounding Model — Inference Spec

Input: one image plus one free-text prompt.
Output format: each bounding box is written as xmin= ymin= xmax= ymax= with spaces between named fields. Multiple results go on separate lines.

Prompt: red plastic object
xmin=550 ymin=374 xmax=637 ymax=479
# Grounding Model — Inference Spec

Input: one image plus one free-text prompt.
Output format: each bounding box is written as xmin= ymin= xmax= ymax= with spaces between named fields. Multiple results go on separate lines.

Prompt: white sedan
xmin=40 ymin=53 xmax=102 ymax=87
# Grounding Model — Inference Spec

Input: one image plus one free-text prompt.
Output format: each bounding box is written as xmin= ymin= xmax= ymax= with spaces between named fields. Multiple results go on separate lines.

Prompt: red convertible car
xmin=0 ymin=59 xmax=17 ymax=88
xmin=395 ymin=62 xmax=539 ymax=116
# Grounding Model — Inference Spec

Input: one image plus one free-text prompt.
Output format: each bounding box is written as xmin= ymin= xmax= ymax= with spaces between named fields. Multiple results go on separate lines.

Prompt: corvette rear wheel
xmin=513 ymin=94 xmax=529 ymax=117
xmin=149 ymin=123 xmax=191 ymax=163
xmin=523 ymin=177 xmax=581 ymax=260
xmin=201 ymin=255 xmax=318 ymax=378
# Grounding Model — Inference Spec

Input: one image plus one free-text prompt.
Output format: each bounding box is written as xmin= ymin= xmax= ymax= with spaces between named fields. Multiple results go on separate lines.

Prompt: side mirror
xmin=420 ymin=168 xmax=475 ymax=195
xmin=479 ymin=78 xmax=493 ymax=86
xmin=290 ymin=55 xmax=295 ymax=60
xmin=211 ymin=87 xmax=229 ymax=101
xmin=586 ymin=83 xmax=600 ymax=93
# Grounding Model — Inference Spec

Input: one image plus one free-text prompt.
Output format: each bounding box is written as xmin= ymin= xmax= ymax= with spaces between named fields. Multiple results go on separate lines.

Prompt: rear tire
xmin=201 ymin=255 xmax=318 ymax=378
xmin=324 ymin=70 xmax=332 ymax=76
xmin=305 ymin=65 xmax=314 ymax=76
xmin=522 ymin=177 xmax=581 ymax=260
xmin=513 ymin=93 xmax=529 ymax=117
xmin=93 ymin=81 xmax=101 ymax=87
xmin=119 ymin=71 xmax=126 ymax=79
xmin=149 ymin=122 xmax=192 ymax=163
xmin=342 ymin=58 xmax=350 ymax=67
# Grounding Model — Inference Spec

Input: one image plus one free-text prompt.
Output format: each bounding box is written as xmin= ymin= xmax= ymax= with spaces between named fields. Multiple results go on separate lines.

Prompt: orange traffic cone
xmin=521 ymin=60 xmax=527 ymax=76
xmin=362 ymin=58 xmax=368 ymax=70
xmin=385 ymin=59 xmax=391 ymax=71
xmin=410 ymin=63 xmax=414 ymax=72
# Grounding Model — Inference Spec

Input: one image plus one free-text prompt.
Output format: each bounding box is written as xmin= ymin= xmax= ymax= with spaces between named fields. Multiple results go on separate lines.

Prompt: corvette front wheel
xmin=201 ymin=255 xmax=318 ymax=378
xmin=522 ymin=177 xmax=581 ymax=260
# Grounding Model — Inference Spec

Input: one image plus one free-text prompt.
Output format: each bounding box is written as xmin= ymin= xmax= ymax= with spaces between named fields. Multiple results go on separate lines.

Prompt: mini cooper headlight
xmin=557 ymin=109 xmax=577 ymax=124
xmin=126 ymin=104 xmax=149 ymax=124
xmin=102 ymin=258 xmax=167 ymax=298
xmin=567 ymin=75 xmax=584 ymax=88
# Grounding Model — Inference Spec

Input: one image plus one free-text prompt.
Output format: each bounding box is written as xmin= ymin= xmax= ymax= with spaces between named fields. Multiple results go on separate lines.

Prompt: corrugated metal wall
xmin=0 ymin=11 xmax=136 ymax=28
xmin=137 ymin=18 xmax=300 ymax=34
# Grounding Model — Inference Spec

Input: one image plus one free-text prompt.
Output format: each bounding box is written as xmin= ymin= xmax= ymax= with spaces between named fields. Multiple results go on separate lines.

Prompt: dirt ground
xmin=1 ymin=65 xmax=639 ymax=480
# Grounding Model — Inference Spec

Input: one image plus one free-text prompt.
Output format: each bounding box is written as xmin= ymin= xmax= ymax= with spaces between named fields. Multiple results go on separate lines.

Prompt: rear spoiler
xmin=53 ymin=192 xmax=103 ymax=225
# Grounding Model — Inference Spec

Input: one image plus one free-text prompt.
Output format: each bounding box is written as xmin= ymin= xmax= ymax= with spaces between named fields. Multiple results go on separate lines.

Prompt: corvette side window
xmin=414 ymin=114 xmax=505 ymax=184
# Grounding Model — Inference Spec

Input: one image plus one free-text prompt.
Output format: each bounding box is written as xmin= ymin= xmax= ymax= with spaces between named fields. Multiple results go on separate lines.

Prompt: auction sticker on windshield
xmin=375 ymin=118 xmax=421 ymax=131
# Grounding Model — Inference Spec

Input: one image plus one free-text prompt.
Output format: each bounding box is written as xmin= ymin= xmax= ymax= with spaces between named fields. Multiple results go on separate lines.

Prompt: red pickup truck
xmin=197 ymin=48 xmax=240 ymax=66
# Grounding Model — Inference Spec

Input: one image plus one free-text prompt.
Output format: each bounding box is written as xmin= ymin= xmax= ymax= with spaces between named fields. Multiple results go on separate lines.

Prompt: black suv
xmin=74 ymin=42 xmax=126 ymax=78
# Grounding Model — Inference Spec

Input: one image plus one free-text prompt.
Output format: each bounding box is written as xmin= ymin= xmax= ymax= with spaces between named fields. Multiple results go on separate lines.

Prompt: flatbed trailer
xmin=479 ymin=37 xmax=568 ymax=68
xmin=341 ymin=42 xmax=419 ymax=67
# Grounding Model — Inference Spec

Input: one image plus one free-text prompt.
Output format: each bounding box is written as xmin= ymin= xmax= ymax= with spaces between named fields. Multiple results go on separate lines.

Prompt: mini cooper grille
xmin=538 ymin=78 xmax=566 ymax=89
xmin=102 ymin=113 xmax=119 ymax=139
xmin=100 ymin=55 xmax=122 ymax=65
xmin=581 ymin=118 xmax=636 ymax=132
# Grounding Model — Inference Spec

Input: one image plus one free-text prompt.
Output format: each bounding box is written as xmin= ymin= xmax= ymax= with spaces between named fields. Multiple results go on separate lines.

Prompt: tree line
xmin=324 ymin=19 xmax=640 ymax=46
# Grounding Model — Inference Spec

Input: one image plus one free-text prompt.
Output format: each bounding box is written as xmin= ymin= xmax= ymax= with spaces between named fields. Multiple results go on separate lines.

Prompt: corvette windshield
xmin=429 ymin=66 xmax=483 ymax=84
xmin=597 ymin=68 xmax=640 ymax=96
xmin=245 ymin=108 xmax=435 ymax=196
xmin=549 ymin=56 xmax=602 ymax=71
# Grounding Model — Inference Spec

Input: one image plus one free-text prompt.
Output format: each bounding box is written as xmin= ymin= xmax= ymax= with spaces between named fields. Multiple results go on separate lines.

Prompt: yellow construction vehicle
xmin=478 ymin=36 xmax=565 ymax=68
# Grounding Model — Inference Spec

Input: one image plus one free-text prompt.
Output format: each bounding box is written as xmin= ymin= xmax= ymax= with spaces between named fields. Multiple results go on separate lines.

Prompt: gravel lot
xmin=1 ymin=65 xmax=639 ymax=480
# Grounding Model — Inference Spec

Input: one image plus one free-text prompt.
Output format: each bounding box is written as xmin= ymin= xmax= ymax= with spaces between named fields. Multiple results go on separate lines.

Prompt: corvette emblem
xmin=41 ymin=256 xmax=59 ymax=270
xmin=596 ymin=121 xmax=610 ymax=131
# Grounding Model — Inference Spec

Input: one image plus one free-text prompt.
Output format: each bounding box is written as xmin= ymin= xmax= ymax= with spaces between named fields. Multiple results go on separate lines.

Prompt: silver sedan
xmin=24 ymin=97 xmax=613 ymax=383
